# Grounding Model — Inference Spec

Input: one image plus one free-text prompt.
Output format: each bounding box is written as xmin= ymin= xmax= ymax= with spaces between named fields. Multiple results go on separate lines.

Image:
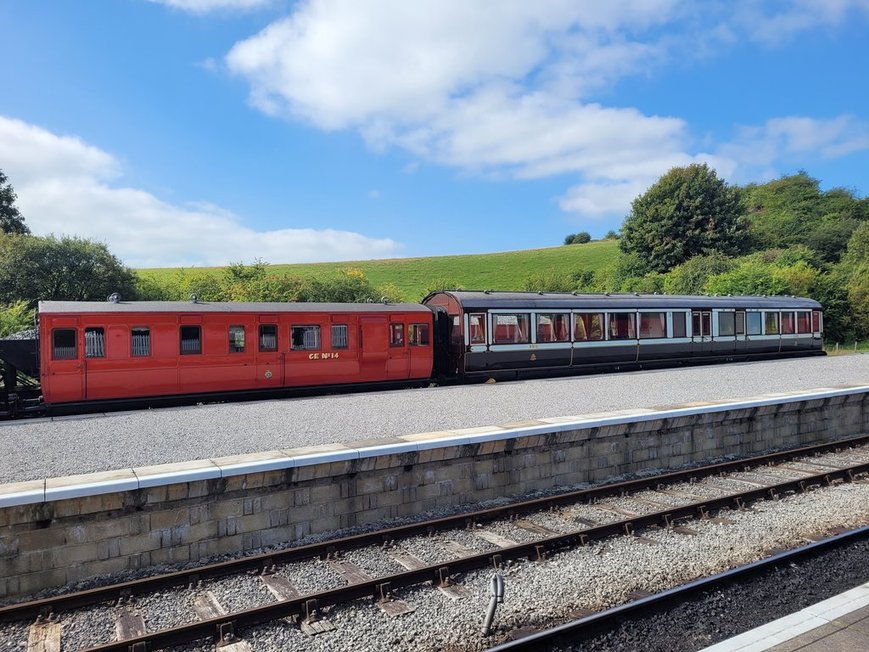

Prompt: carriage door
xmin=255 ymin=319 xmax=284 ymax=388
xmin=386 ymin=321 xmax=410 ymax=379
xmin=359 ymin=317 xmax=389 ymax=381
xmin=691 ymin=310 xmax=713 ymax=357
xmin=45 ymin=322 xmax=85 ymax=403
xmin=734 ymin=310 xmax=747 ymax=355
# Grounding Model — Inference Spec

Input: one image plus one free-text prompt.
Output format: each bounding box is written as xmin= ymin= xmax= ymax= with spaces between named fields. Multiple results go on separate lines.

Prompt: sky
xmin=1 ymin=1 xmax=868 ymax=269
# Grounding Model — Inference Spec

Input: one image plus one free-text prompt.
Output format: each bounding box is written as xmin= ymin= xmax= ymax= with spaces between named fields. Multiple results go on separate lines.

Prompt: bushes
xmin=135 ymin=264 xmax=405 ymax=304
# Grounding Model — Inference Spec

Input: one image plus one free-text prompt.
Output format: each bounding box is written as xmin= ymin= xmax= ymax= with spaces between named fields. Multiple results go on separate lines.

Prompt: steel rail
xmin=2 ymin=434 xmax=867 ymax=624
xmin=485 ymin=524 xmax=869 ymax=651
xmin=74 ymin=459 xmax=869 ymax=652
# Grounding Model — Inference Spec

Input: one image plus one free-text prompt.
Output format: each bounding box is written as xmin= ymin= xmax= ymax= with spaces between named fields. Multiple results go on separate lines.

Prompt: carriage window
xmin=493 ymin=313 xmax=530 ymax=344
xmin=331 ymin=324 xmax=348 ymax=349
xmin=781 ymin=312 xmax=795 ymax=334
xmin=409 ymin=323 xmax=430 ymax=346
xmin=390 ymin=323 xmax=405 ymax=347
xmin=608 ymin=312 xmax=636 ymax=340
xmin=718 ymin=312 xmax=735 ymax=337
xmin=764 ymin=312 xmax=779 ymax=335
xmin=812 ymin=311 xmax=822 ymax=332
xmin=132 ymin=328 xmax=150 ymax=357
xmin=291 ymin=325 xmax=321 ymax=350
xmin=639 ymin=313 xmax=666 ymax=339
xmin=180 ymin=326 xmax=201 ymax=354
xmin=574 ymin=313 xmax=604 ymax=341
xmin=736 ymin=311 xmax=746 ymax=336
xmin=469 ymin=313 xmax=487 ymax=344
xmin=85 ymin=327 xmax=105 ymax=358
xmin=228 ymin=326 xmax=245 ymax=353
xmin=747 ymin=312 xmax=762 ymax=335
xmin=672 ymin=312 xmax=686 ymax=338
xmin=259 ymin=324 xmax=277 ymax=352
xmin=52 ymin=329 xmax=77 ymax=360
xmin=796 ymin=312 xmax=811 ymax=334
xmin=450 ymin=315 xmax=462 ymax=345
xmin=536 ymin=313 xmax=570 ymax=343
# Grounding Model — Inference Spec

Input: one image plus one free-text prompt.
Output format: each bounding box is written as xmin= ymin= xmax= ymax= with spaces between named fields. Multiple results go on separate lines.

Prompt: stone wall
xmin=1 ymin=386 xmax=867 ymax=600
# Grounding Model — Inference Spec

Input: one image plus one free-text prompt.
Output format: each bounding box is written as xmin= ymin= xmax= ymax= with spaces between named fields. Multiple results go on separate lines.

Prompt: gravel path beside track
xmin=0 ymin=355 xmax=867 ymax=483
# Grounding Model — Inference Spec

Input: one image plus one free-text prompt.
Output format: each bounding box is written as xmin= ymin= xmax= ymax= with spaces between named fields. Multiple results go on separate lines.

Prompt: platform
xmin=702 ymin=581 xmax=869 ymax=651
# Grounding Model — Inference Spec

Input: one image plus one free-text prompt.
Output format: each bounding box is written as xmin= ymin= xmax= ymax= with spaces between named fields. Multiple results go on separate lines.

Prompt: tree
xmin=0 ymin=234 xmax=138 ymax=304
xmin=0 ymin=169 xmax=30 ymax=235
xmin=620 ymin=163 xmax=746 ymax=273
xmin=563 ymin=231 xmax=591 ymax=245
xmin=662 ymin=252 xmax=735 ymax=295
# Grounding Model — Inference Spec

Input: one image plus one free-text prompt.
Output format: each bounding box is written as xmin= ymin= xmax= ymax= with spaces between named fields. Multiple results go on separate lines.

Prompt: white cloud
xmin=718 ymin=115 xmax=869 ymax=183
xmin=147 ymin=0 xmax=273 ymax=14
xmin=0 ymin=116 xmax=400 ymax=267
xmin=221 ymin=0 xmax=869 ymax=221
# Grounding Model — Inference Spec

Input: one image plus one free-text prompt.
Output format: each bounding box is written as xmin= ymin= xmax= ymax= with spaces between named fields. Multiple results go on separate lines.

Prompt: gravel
xmin=559 ymin=535 xmax=869 ymax=652
xmin=1 ymin=356 xmax=867 ymax=483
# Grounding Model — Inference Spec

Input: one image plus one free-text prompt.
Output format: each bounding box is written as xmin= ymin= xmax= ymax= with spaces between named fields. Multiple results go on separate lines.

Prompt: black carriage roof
xmin=425 ymin=291 xmax=822 ymax=311
xmin=38 ymin=300 xmax=432 ymax=315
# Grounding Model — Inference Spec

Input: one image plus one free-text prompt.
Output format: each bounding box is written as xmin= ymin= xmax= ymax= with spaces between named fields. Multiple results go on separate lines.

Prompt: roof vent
xmin=381 ymin=296 xmax=389 ymax=304
xmin=190 ymin=293 xmax=198 ymax=304
xmin=538 ymin=291 xmax=544 ymax=295
xmin=106 ymin=292 xmax=121 ymax=304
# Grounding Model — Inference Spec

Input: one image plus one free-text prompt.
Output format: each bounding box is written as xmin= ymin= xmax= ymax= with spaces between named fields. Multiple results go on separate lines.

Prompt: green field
xmin=137 ymin=240 xmax=620 ymax=301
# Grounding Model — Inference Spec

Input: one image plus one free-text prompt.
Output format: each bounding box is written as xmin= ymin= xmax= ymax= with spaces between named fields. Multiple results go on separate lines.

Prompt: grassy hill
xmin=137 ymin=240 xmax=620 ymax=302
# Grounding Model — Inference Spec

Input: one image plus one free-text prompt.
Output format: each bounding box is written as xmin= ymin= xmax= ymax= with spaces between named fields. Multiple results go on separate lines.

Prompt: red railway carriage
xmin=38 ymin=300 xmax=435 ymax=406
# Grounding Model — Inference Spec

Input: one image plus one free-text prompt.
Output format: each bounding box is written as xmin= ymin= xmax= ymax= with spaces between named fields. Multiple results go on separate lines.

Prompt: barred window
xmin=229 ymin=325 xmax=245 ymax=353
xmin=291 ymin=325 xmax=321 ymax=350
xmin=132 ymin=328 xmax=150 ymax=357
xmin=331 ymin=324 xmax=348 ymax=349
xmin=259 ymin=324 xmax=277 ymax=352
xmin=85 ymin=327 xmax=105 ymax=358
xmin=52 ymin=329 xmax=77 ymax=360
xmin=180 ymin=325 xmax=201 ymax=355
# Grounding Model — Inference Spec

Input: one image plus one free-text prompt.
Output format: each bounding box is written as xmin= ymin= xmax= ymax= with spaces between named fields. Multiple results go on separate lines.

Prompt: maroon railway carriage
xmin=38 ymin=299 xmax=436 ymax=407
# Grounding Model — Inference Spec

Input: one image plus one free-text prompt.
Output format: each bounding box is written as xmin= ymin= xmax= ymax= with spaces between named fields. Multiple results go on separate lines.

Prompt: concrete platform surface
xmin=0 ymin=354 xmax=866 ymax=484
xmin=702 ymin=581 xmax=869 ymax=651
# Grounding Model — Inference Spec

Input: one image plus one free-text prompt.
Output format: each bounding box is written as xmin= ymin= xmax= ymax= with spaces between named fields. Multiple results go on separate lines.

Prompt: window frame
xmin=258 ymin=324 xmax=278 ymax=352
xmin=180 ymin=325 xmax=202 ymax=355
xmin=389 ymin=323 xmax=405 ymax=347
xmin=131 ymin=327 xmax=151 ymax=358
xmin=573 ymin=312 xmax=604 ymax=342
xmin=607 ymin=312 xmax=636 ymax=340
xmin=291 ymin=325 xmax=321 ymax=351
xmin=52 ymin=328 xmax=78 ymax=361
xmin=468 ymin=312 xmax=487 ymax=345
xmin=84 ymin=327 xmax=106 ymax=358
xmin=638 ymin=312 xmax=667 ymax=339
xmin=747 ymin=312 xmax=762 ymax=336
xmin=717 ymin=312 xmax=735 ymax=338
xmin=764 ymin=312 xmax=780 ymax=335
xmin=491 ymin=313 xmax=531 ymax=344
xmin=331 ymin=324 xmax=349 ymax=349
xmin=671 ymin=312 xmax=687 ymax=338
xmin=535 ymin=312 xmax=570 ymax=343
xmin=409 ymin=323 xmax=430 ymax=346
xmin=228 ymin=325 xmax=246 ymax=353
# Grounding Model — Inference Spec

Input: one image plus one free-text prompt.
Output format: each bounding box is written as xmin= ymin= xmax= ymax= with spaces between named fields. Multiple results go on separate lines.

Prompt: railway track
xmin=4 ymin=436 xmax=869 ymax=651
xmin=485 ymin=525 xmax=869 ymax=652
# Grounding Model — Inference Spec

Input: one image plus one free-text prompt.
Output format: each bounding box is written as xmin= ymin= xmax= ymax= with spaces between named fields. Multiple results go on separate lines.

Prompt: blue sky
xmin=1 ymin=0 xmax=868 ymax=268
